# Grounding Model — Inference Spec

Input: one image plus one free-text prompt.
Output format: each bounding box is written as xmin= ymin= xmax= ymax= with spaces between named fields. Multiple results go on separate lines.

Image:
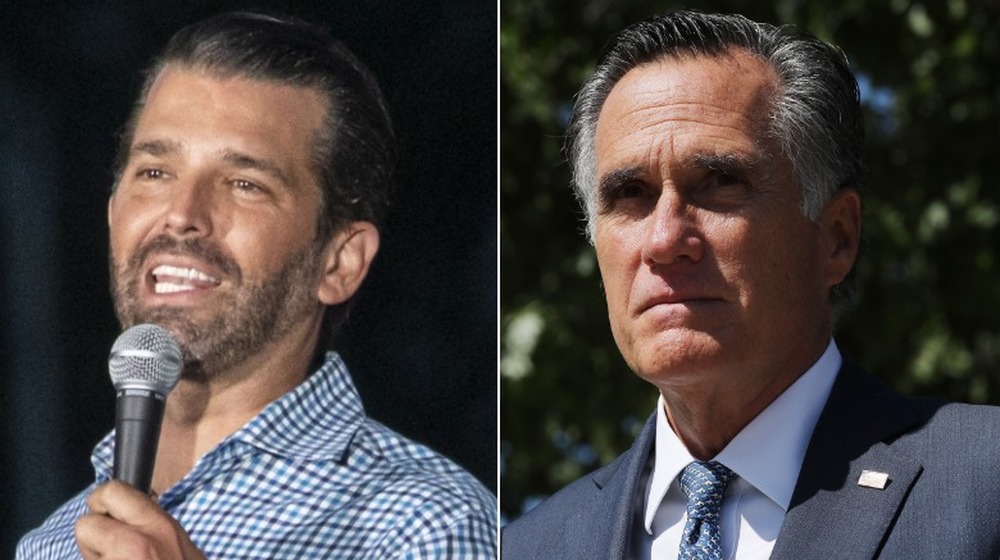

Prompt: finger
xmin=76 ymin=512 xmax=157 ymax=560
xmin=86 ymin=480 xmax=158 ymax=522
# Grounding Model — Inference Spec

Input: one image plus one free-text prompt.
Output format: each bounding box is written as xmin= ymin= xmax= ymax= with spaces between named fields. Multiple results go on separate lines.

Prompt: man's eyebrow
xmin=220 ymin=150 xmax=290 ymax=185
xmin=691 ymin=152 xmax=762 ymax=178
xmin=131 ymin=139 xmax=182 ymax=158
xmin=598 ymin=166 xmax=644 ymax=199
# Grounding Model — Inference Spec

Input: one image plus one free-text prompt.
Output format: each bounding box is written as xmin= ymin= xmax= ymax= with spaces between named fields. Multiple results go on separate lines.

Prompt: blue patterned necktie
xmin=678 ymin=460 xmax=735 ymax=560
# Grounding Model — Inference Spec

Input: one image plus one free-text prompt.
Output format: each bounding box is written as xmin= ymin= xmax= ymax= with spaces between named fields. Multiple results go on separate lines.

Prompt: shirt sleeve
xmin=15 ymin=485 xmax=95 ymax=560
xmin=399 ymin=502 xmax=498 ymax=559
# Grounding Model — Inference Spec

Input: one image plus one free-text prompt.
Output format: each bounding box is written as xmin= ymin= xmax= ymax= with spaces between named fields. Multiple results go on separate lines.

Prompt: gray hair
xmin=566 ymin=10 xmax=864 ymax=307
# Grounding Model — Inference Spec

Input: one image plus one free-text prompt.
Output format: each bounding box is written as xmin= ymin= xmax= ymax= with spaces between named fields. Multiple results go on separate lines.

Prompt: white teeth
xmin=155 ymin=282 xmax=196 ymax=294
xmin=151 ymin=264 xmax=220 ymax=295
xmin=151 ymin=265 xmax=219 ymax=284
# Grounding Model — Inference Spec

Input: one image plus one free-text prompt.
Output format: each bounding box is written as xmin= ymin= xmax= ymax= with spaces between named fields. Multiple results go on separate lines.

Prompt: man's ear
xmin=821 ymin=188 xmax=862 ymax=288
xmin=317 ymin=222 xmax=380 ymax=306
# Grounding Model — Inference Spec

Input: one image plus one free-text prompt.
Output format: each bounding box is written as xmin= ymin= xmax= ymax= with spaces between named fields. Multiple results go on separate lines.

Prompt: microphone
xmin=108 ymin=324 xmax=183 ymax=493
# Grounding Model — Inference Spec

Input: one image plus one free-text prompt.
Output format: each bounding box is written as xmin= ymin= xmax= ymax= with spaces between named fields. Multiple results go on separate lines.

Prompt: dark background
xmin=1 ymin=1 xmax=496 ymax=553
xmin=502 ymin=0 xmax=1000 ymax=520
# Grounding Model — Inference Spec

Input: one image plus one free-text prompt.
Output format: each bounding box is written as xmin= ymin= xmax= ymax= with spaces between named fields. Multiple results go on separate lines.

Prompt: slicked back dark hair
xmin=115 ymin=11 xmax=395 ymax=241
xmin=566 ymin=10 xmax=864 ymax=312
xmin=115 ymin=11 xmax=396 ymax=344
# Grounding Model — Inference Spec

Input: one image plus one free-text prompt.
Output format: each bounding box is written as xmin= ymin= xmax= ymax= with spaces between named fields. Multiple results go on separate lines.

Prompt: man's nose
xmin=640 ymin=191 xmax=703 ymax=266
xmin=163 ymin=178 xmax=214 ymax=238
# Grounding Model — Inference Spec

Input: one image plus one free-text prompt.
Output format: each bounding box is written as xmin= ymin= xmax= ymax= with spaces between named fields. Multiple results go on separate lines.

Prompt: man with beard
xmin=17 ymin=12 xmax=496 ymax=559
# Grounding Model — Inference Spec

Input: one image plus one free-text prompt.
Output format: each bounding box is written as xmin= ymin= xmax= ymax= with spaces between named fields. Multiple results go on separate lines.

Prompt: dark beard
xmin=110 ymin=235 xmax=322 ymax=381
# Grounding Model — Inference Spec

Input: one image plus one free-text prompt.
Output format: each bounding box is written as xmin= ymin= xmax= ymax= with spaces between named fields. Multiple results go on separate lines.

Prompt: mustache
xmin=127 ymin=235 xmax=241 ymax=280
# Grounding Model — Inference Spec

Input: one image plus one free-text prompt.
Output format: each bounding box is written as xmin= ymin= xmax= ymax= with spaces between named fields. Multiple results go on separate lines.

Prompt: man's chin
xmin=125 ymin=305 xmax=198 ymax=329
xmin=118 ymin=308 xmax=199 ymax=350
xmin=625 ymin=333 xmax=730 ymax=378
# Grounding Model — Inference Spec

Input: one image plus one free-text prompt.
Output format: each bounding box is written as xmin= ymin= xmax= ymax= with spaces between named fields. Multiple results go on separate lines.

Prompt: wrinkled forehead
xmin=597 ymin=49 xmax=779 ymax=137
xmin=594 ymin=50 xmax=781 ymax=171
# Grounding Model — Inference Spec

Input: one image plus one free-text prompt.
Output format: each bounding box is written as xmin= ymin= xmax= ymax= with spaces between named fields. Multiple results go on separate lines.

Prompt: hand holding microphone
xmin=75 ymin=327 xmax=204 ymax=560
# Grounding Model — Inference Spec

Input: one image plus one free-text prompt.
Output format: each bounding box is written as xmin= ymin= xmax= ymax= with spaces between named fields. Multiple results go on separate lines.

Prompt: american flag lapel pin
xmin=857 ymin=469 xmax=890 ymax=490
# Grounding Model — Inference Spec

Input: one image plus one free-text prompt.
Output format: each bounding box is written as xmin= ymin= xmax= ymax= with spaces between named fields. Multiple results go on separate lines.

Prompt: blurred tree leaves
xmin=501 ymin=0 xmax=1000 ymax=520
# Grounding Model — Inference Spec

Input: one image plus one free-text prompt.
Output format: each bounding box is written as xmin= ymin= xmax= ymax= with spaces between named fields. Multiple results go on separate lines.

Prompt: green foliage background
xmin=501 ymin=0 xmax=1000 ymax=520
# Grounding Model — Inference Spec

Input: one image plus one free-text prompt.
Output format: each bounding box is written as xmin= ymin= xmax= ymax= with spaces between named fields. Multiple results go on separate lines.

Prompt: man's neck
xmin=663 ymin=374 xmax=800 ymax=460
xmin=659 ymin=333 xmax=832 ymax=460
xmin=150 ymin=328 xmax=319 ymax=495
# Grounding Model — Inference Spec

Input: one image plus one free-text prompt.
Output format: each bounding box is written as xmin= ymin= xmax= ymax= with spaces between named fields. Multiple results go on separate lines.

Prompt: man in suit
xmin=502 ymin=11 xmax=1000 ymax=559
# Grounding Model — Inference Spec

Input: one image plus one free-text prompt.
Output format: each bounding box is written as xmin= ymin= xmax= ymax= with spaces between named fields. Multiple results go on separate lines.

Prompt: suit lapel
xmin=771 ymin=360 xmax=925 ymax=559
xmin=564 ymin=412 xmax=656 ymax=559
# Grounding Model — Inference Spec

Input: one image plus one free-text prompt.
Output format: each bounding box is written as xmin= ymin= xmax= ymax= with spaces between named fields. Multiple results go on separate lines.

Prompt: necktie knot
xmin=678 ymin=460 xmax=734 ymax=559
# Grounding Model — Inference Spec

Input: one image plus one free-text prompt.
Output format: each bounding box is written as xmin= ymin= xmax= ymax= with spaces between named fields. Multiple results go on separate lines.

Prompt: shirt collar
xmin=234 ymin=351 xmax=365 ymax=461
xmin=643 ymin=339 xmax=842 ymax=533
xmin=93 ymin=351 xmax=365 ymax=476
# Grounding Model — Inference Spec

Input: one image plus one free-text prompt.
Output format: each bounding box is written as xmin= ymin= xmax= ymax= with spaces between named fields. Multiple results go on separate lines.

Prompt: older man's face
xmin=593 ymin=50 xmax=854 ymax=395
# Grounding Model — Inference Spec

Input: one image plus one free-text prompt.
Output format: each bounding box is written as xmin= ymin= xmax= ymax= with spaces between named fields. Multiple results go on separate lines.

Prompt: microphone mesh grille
xmin=109 ymin=324 xmax=183 ymax=395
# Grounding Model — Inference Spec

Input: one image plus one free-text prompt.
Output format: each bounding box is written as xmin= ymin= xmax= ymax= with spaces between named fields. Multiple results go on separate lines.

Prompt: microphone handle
xmin=113 ymin=389 xmax=166 ymax=493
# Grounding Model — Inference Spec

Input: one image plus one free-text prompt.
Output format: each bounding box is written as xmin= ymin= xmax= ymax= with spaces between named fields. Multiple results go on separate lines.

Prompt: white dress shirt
xmin=631 ymin=340 xmax=842 ymax=560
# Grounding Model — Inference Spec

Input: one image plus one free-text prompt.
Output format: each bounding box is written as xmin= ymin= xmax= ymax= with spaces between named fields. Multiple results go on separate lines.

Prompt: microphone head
xmin=109 ymin=324 xmax=183 ymax=395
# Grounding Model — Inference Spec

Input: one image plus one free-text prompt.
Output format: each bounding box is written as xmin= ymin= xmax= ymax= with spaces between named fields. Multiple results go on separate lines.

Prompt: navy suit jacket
xmin=502 ymin=359 xmax=1000 ymax=558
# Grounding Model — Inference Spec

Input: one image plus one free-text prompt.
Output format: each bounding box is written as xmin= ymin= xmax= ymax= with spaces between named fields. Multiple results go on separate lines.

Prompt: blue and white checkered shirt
xmin=17 ymin=352 xmax=497 ymax=559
